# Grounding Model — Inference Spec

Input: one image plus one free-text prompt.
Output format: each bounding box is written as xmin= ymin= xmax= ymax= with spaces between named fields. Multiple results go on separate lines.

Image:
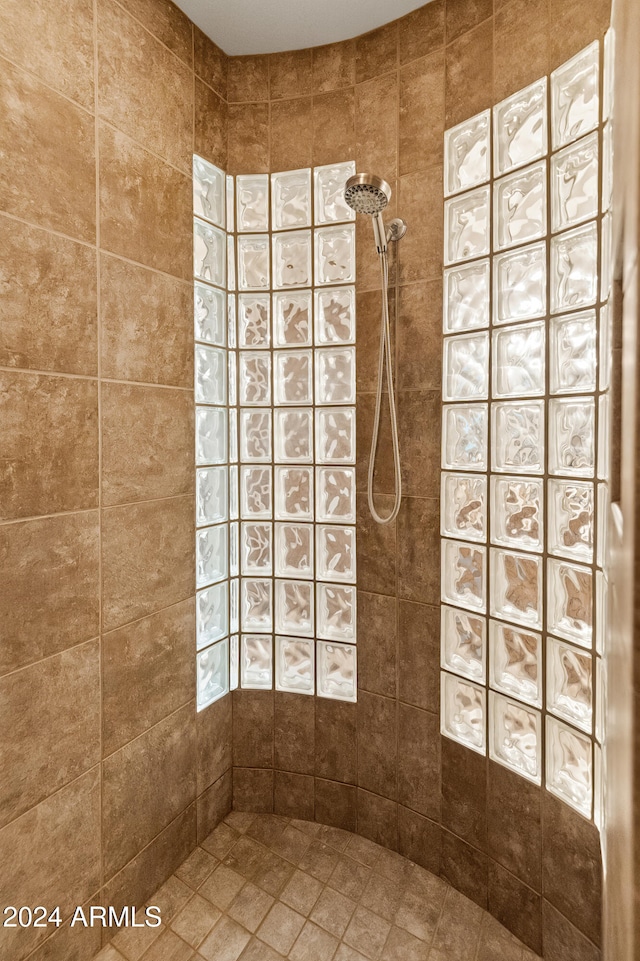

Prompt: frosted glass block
xmin=489 ymin=691 xmax=541 ymax=783
xmin=493 ymin=242 xmax=546 ymax=325
xmin=315 ymin=408 xmax=356 ymax=464
xmin=275 ymin=636 xmax=314 ymax=694
xmin=549 ymin=310 xmax=597 ymax=394
xmin=601 ymin=211 xmax=613 ymax=302
xmin=237 ymin=235 xmax=270 ymax=290
xmin=229 ymin=521 xmax=239 ymax=577
xmin=442 ymin=332 xmax=489 ymax=401
xmin=226 ymin=174 xmax=235 ymax=232
xmin=316 ymin=467 xmax=356 ymax=523
xmin=273 ymin=230 xmax=312 ymax=289
xmin=603 ymin=28 xmax=614 ymax=123
xmin=240 ymin=410 xmax=271 ymax=463
xmin=227 ymin=235 xmax=235 ymax=291
xmin=314 ymin=161 xmax=356 ymax=224
xmin=195 ymin=345 xmax=226 ymax=405
xmin=275 ymin=409 xmax=313 ymax=463
xmin=492 ymin=322 xmax=545 ymax=398
xmin=241 ymin=634 xmax=273 ymax=689
xmin=548 ymin=479 xmax=594 ymax=562
xmin=444 ymin=185 xmax=490 ymax=265
xmin=440 ymin=672 xmax=486 ymax=754
xmin=273 ymin=290 xmax=312 ymax=347
xmin=441 ymin=539 xmax=486 ymax=613
xmin=442 ymin=404 xmax=488 ymax=472
xmin=594 ymin=742 xmax=603 ymax=833
xmin=196 ymin=524 xmax=228 ymax=588
xmin=228 ymin=354 xmax=237 ymax=408
xmin=316 ymin=347 xmax=356 ymax=405
xmin=197 ymin=467 xmax=228 ymax=527
xmin=443 ymin=260 xmax=490 ymax=333
xmin=194 ymin=219 xmax=226 ymax=288
xmin=272 ymin=168 xmax=312 ymax=229
xmin=229 ymin=408 xmax=238 ymax=464
xmin=239 ymin=351 xmax=271 ymax=406
xmin=196 ymin=581 xmax=229 ymax=649
xmin=548 ymin=397 xmax=595 ymax=477
xmin=547 ymin=558 xmax=593 ymax=647
xmin=275 ymin=579 xmax=314 ymax=636
xmin=230 ymin=579 xmax=239 ymax=633
xmin=274 ymin=350 xmax=313 ymax=405
xmin=440 ymin=604 xmax=486 ymax=681
xmin=494 ymin=162 xmax=546 ymax=251
xmin=599 ymin=302 xmax=611 ymax=392
xmin=551 ymin=41 xmax=599 ymax=150
xmin=316 ymin=641 xmax=357 ymax=701
xmin=546 ymin=715 xmax=592 ymax=817
xmin=444 ymin=110 xmax=490 ymax=196
xmin=315 ymin=225 xmax=356 ymax=285
xmin=551 ymin=132 xmax=598 ymax=232
xmin=228 ymin=295 xmax=237 ymax=348
xmin=197 ymin=639 xmax=229 ymax=710
xmin=596 ymin=484 xmax=609 ymax=571
xmin=236 ymin=174 xmax=269 ymax=232
xmin=193 ymin=156 xmax=225 ymax=227
xmin=547 ymin=637 xmax=593 ymax=733
xmin=240 ymin=466 xmax=272 ymax=519
xmin=275 ymin=523 xmax=314 ymax=578
xmin=490 ymin=476 xmax=543 ymax=552
xmin=602 ymin=122 xmax=613 ymax=214
xmin=441 ymin=473 xmax=486 ymax=542
xmin=241 ymin=522 xmax=272 ymax=575
xmin=489 ymin=620 xmax=542 ymax=707
xmin=241 ymin=578 xmax=272 ymax=632
xmin=493 ymin=78 xmax=547 ymax=176
xmin=315 ymin=286 xmax=356 ymax=344
xmin=550 ymin=221 xmax=598 ymax=314
xmin=275 ymin=467 xmax=313 ymax=521
xmin=490 ymin=548 xmax=543 ymax=629
xmin=196 ymin=407 xmax=227 ymax=465
xmin=230 ymin=633 xmax=239 ymax=690
xmin=491 ymin=401 xmax=544 ymax=474
xmin=238 ymin=294 xmax=270 ymax=349
xmin=317 ymin=583 xmax=356 ymax=642
xmin=195 ymin=283 xmax=226 ymax=346
xmin=316 ymin=525 xmax=356 ymax=583
xmin=595 ymin=654 xmax=605 ymax=744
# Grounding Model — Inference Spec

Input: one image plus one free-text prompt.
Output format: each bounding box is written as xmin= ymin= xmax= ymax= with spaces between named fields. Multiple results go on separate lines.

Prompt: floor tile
xmin=227 ymin=882 xmax=274 ymax=933
xmin=380 ymin=925 xmax=430 ymax=960
xmin=223 ymin=836 xmax=268 ymax=880
xmin=309 ymin=885 xmax=357 ymax=938
xmin=298 ymin=840 xmax=340 ymax=882
xmin=224 ymin=811 xmax=256 ymax=834
xmin=288 ymin=920 xmax=339 ymax=961
xmin=269 ymin=825 xmax=312 ymax=864
xmin=199 ymin=916 xmax=251 ymax=961
xmin=170 ymin=893 xmax=221 ymax=948
xmin=199 ymin=865 xmax=246 ymax=912
xmin=252 ymin=850 xmax=296 ymax=897
xmin=202 ymin=823 xmax=241 ymax=860
xmin=360 ymin=873 xmax=403 ymax=923
xmin=343 ymin=905 xmax=391 ymax=960
xmin=175 ymin=847 xmax=219 ymax=890
xmin=279 ymin=868 xmax=323 ymax=915
xmin=256 ymin=901 xmax=305 ymax=954
xmin=328 ymin=855 xmax=372 ymax=900
xmin=344 ymin=835 xmax=382 ymax=868
xmin=246 ymin=814 xmax=288 ymax=847
xmin=238 ymin=937 xmax=286 ymax=960
xmin=138 ymin=928 xmax=194 ymax=960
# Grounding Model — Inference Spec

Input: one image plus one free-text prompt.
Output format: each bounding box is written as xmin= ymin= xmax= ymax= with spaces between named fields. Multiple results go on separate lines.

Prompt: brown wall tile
xmin=312 ymin=40 xmax=356 ymax=93
xmin=356 ymin=22 xmax=398 ymax=84
xmin=397 ymin=280 xmax=442 ymax=390
xmin=357 ymin=590 xmax=396 ymax=699
xmin=445 ymin=19 xmax=493 ymax=128
xmin=275 ymin=692 xmax=315 ymax=775
xmin=233 ymin=768 xmax=274 ymax=813
xmin=397 ymin=496 xmax=440 ymax=603
xmin=119 ymin=0 xmax=194 ymax=66
xmin=446 ymin=0 xmax=493 ymax=43
xmin=233 ymin=690 xmax=274 ymax=768
xmin=227 ymin=102 xmax=270 ymax=174
xmin=356 ymin=74 xmax=398 ymax=184
xmin=195 ymin=79 xmax=227 ymax=170
xmin=441 ymin=830 xmax=488 ymax=910
xmin=488 ymin=861 xmax=542 ymax=954
xmin=24 ymin=904 xmax=102 ymax=961
xmin=274 ymin=771 xmax=315 ymax=820
xmin=548 ymin=0 xmax=610 ymax=70
xmin=194 ymin=27 xmax=227 ymax=98
xmin=398 ymin=391 xmax=441 ymax=498
xmin=487 ymin=761 xmax=541 ymax=890
xmin=494 ymin=0 xmax=549 ymax=104
xmin=398 ymin=166 xmax=443 ymax=284
xmin=356 ymin=394 xmax=396 ymax=495
xmin=356 ymin=494 xmax=397 ymax=594
xmin=397 ymin=703 xmax=440 ymax=820
xmin=197 ymin=693 xmax=233 ymax=795
xmin=398 ymin=600 xmax=440 ymax=713
xmin=315 ymin=699 xmax=357 ymax=784
xmin=441 ymin=737 xmax=487 ymax=850
xmin=357 ymin=691 xmax=397 ymax=800
xmin=542 ymin=900 xmax=601 ymax=961
xmin=312 ymin=89 xmax=356 ymax=167
xmin=197 ymin=770 xmax=233 ymax=843
xmin=399 ymin=51 xmax=445 ymax=175
xmin=357 ymin=788 xmax=397 ymax=850
xmin=270 ymin=97 xmax=313 ymax=171
xmin=398 ymin=805 xmax=441 ymax=875
xmin=314 ymin=778 xmax=357 ymax=832
xmin=227 ymin=55 xmax=269 ymax=102
xmin=356 ymin=289 xmax=395 ymax=393
xmin=270 ymin=49 xmax=313 ymax=100
xmin=399 ymin=0 xmax=445 ymax=64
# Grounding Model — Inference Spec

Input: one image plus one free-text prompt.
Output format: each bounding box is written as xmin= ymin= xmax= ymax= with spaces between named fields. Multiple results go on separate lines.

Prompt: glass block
xmin=194 ymin=219 xmax=226 ymax=287
xmin=236 ymin=174 xmax=269 ymax=232
xmin=547 ymin=636 xmax=593 ymax=733
xmin=493 ymin=242 xmax=546 ymax=325
xmin=274 ymin=350 xmax=313 ymax=405
xmin=441 ymin=539 xmax=486 ymax=613
xmin=316 ymin=347 xmax=356 ymax=405
xmin=316 ymin=525 xmax=356 ymax=583
xmin=316 ymin=583 xmax=356 ymax=642
xmin=440 ymin=604 xmax=486 ymax=681
xmin=230 ymin=633 xmax=239 ymax=690
xmin=239 ymin=351 xmax=271 ymax=406
xmin=547 ymin=558 xmax=593 ymax=647
xmin=596 ymin=654 xmax=605 ymax=744
xmin=230 ymin=578 xmax=239 ymax=633
xmin=226 ymin=174 xmax=235 ymax=232
xmin=489 ymin=620 xmax=542 ymax=707
xmin=275 ymin=579 xmax=314 ymax=636
xmin=598 ymin=392 xmax=610 ymax=483
xmin=444 ymin=109 xmax=491 ymax=196
xmin=196 ymin=524 xmax=228 ymax=588
xmin=315 ymin=286 xmax=356 ymax=344
xmin=240 ymin=466 xmax=272 ymax=519
xmin=193 ymin=156 xmax=225 ymax=227
xmin=196 ymin=407 xmax=227 ymax=465
xmin=444 ymin=185 xmax=490 ymax=265
xmin=551 ymin=41 xmax=599 ymax=150
xmin=197 ymin=467 xmax=228 ymax=527
xmin=548 ymin=397 xmax=595 ymax=477
xmin=547 ymin=479 xmax=594 ymax=562
xmin=314 ymin=161 xmax=356 ymax=225
xmin=229 ymin=521 xmax=239 ymax=577
xmin=549 ymin=310 xmax=597 ymax=394
xmin=546 ymin=715 xmax=592 ymax=817
xmin=272 ymin=168 xmax=312 ymax=230
xmin=228 ymin=295 xmax=237 ymax=348
xmin=440 ymin=672 xmax=486 ymax=754
xmin=275 ymin=467 xmax=313 ymax=521
xmin=229 ymin=408 xmax=238 ymax=463
xmin=240 ymin=410 xmax=271 ymax=463
xmin=493 ymin=78 xmax=547 ymax=176
xmin=596 ymin=484 xmax=609 ymax=571
xmin=275 ymin=409 xmax=313 ymax=463
xmin=441 ymin=473 xmax=487 ymax=543
xmin=601 ymin=210 xmax=613 ymax=302
xmin=273 ymin=230 xmax=312 ymax=289
xmin=599 ymin=302 xmax=611 ymax=392
xmin=443 ymin=260 xmax=490 ymax=333
xmin=492 ymin=322 xmax=545 ymax=398
xmin=241 ymin=634 xmax=273 ymax=689
xmin=227 ymin=235 xmax=235 ymax=292
xmin=490 ymin=476 xmax=543 ymax=552
xmin=594 ymin=742 xmax=603 ymax=833
xmin=315 ymin=225 xmax=356 ymax=285
xmin=195 ymin=283 xmax=226 ymax=345
xmin=241 ymin=522 xmax=272 ymax=575
xmin=197 ymin=639 xmax=229 ymax=710
xmin=238 ymin=294 xmax=270 ymax=349
xmin=315 ymin=408 xmax=356 ymax=464
xmin=316 ymin=467 xmax=356 ymax=523
xmin=196 ymin=581 xmax=229 ymax=649
xmin=275 ymin=523 xmax=314 ymax=578
xmin=316 ymin=641 xmax=357 ymax=701
xmin=228 ymin=353 xmax=237 ymax=407
xmin=442 ymin=332 xmax=489 ymax=402
xmin=442 ymin=404 xmax=488 ymax=472
xmin=603 ymin=28 xmax=614 ymax=123
xmin=237 ymin=235 xmax=270 ymax=290
xmin=551 ymin=132 xmax=598 ymax=232
xmin=275 ymin=636 xmax=314 ymax=694
xmin=550 ymin=220 xmax=598 ymax=314
xmin=494 ymin=161 xmax=546 ymax=251
xmin=273 ymin=290 xmax=312 ymax=347
xmin=602 ymin=121 xmax=613 ymax=214
xmin=241 ymin=578 xmax=272 ymax=632
xmin=490 ymin=548 xmax=543 ymax=629
xmin=489 ymin=692 xmax=541 ymax=783
xmin=491 ymin=401 xmax=544 ymax=474
xmin=195 ymin=345 xmax=226 ymax=405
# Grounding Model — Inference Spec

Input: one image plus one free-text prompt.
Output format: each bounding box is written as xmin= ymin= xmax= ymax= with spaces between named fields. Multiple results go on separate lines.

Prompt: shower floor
xmin=97 ymin=813 xmax=541 ymax=961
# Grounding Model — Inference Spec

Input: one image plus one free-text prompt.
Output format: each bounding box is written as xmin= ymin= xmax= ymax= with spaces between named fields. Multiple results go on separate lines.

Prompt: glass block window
xmin=441 ymin=36 xmax=613 ymax=822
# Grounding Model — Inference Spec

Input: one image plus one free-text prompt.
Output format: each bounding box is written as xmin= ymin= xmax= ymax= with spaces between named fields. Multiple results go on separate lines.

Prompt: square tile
xmin=200 ymin=865 xmax=246 ymax=911
xmin=170 ymin=893 xmax=221 ymax=948
xmin=344 ymin=905 xmax=391 ymax=960
xmin=227 ymin=882 xmax=274 ymax=933
xmin=310 ymin=885 xmax=357 ymax=938
xmin=280 ymin=869 xmax=323 ymax=915
xmin=257 ymin=901 xmax=305 ymax=954
xmin=289 ymin=920 xmax=340 ymax=961
xmin=328 ymin=855 xmax=372 ymax=900
xmin=199 ymin=916 xmax=251 ymax=961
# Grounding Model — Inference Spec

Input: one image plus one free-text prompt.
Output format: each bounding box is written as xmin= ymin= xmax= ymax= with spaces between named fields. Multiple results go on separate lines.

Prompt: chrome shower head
xmin=344 ymin=173 xmax=391 ymax=215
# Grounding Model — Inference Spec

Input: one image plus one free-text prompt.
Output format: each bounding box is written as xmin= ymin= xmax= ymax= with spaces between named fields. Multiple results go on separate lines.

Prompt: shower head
xmin=344 ymin=173 xmax=391 ymax=215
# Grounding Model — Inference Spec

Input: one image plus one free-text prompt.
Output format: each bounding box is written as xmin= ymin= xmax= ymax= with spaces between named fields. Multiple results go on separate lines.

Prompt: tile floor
xmin=95 ymin=812 xmax=542 ymax=961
